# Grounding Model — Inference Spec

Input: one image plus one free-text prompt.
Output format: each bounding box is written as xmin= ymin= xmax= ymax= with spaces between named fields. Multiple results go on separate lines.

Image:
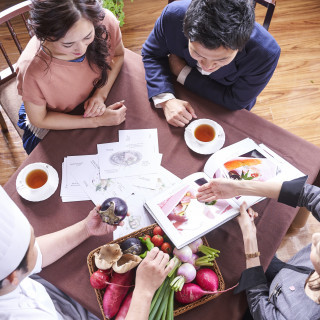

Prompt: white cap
xmin=0 ymin=186 xmax=31 ymax=280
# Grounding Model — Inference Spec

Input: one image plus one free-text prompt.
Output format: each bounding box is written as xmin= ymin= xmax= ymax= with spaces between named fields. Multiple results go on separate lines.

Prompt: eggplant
xmin=99 ymin=197 xmax=128 ymax=225
xmin=120 ymin=238 xmax=143 ymax=255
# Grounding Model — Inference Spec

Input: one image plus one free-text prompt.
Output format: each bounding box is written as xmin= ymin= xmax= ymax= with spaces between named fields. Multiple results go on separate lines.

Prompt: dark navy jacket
xmin=141 ymin=0 xmax=281 ymax=110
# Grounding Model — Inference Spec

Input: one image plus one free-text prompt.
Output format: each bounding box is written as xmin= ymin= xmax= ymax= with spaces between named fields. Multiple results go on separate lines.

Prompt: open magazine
xmin=144 ymin=138 xmax=304 ymax=249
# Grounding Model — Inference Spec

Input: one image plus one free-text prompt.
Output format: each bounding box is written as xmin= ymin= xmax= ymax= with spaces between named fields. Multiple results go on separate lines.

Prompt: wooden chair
xmin=254 ymin=0 xmax=276 ymax=31
xmin=167 ymin=0 xmax=276 ymax=31
xmin=0 ymin=0 xmax=32 ymax=138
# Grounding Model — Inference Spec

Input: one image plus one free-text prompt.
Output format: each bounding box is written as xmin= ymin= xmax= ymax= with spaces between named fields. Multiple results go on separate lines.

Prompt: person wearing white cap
xmin=0 ymin=186 xmax=117 ymax=319
xmin=0 ymin=186 xmax=175 ymax=320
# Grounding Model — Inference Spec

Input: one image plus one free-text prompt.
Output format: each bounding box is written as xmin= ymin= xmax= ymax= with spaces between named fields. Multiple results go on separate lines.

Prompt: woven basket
xmin=87 ymin=224 xmax=225 ymax=319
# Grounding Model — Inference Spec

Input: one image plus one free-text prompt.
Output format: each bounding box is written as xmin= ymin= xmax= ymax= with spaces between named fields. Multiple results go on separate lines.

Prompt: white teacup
xmin=186 ymin=119 xmax=222 ymax=145
xmin=17 ymin=163 xmax=50 ymax=194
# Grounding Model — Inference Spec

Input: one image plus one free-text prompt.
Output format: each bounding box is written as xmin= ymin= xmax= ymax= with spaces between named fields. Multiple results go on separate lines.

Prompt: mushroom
xmin=94 ymin=243 xmax=122 ymax=270
xmin=112 ymin=253 xmax=142 ymax=273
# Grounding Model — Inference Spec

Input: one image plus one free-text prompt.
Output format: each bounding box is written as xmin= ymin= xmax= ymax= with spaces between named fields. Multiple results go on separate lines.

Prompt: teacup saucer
xmin=16 ymin=163 xmax=59 ymax=202
xmin=184 ymin=119 xmax=225 ymax=155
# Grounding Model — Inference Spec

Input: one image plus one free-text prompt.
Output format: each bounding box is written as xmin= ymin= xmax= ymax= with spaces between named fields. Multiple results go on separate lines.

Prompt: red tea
xmin=194 ymin=124 xmax=215 ymax=142
xmin=26 ymin=169 xmax=48 ymax=189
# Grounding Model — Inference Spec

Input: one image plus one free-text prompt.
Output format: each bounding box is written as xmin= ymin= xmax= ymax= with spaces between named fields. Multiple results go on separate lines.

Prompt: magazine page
xmin=203 ymin=138 xmax=304 ymax=207
xmin=145 ymin=172 xmax=239 ymax=249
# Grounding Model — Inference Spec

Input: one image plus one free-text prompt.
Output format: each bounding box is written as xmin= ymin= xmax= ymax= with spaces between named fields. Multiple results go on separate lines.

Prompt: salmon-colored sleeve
xmin=102 ymin=9 xmax=122 ymax=59
xmin=16 ymin=37 xmax=47 ymax=106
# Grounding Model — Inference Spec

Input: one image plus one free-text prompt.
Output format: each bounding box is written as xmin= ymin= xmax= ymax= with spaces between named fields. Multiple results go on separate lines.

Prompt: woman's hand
xmin=84 ymin=206 xmax=125 ymax=237
xmin=237 ymin=202 xmax=258 ymax=236
xmin=84 ymin=95 xmax=106 ymax=118
xmin=135 ymin=247 xmax=174 ymax=296
xmin=197 ymin=178 xmax=239 ymax=202
xmin=95 ymin=101 xmax=127 ymax=127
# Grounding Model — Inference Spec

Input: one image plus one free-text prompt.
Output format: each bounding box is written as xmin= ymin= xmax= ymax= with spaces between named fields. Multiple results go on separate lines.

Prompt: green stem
xmin=154 ymin=283 xmax=171 ymax=320
xmin=149 ymin=277 xmax=169 ymax=318
xmin=167 ymin=288 xmax=175 ymax=320
xmin=168 ymin=256 xmax=181 ymax=278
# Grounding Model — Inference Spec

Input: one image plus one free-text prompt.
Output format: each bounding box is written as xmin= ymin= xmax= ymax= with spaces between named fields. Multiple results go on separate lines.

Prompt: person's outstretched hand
xmin=197 ymin=178 xmax=239 ymax=202
xmin=84 ymin=206 xmax=124 ymax=237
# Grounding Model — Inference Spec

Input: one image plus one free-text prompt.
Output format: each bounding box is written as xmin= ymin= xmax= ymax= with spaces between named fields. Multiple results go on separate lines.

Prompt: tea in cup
xmin=26 ymin=168 xmax=48 ymax=189
xmin=194 ymin=124 xmax=216 ymax=143
xmin=188 ymin=119 xmax=220 ymax=145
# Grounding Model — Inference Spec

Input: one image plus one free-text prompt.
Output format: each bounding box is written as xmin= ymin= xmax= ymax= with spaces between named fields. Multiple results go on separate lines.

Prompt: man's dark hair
xmin=0 ymin=246 xmax=29 ymax=289
xmin=183 ymin=0 xmax=255 ymax=50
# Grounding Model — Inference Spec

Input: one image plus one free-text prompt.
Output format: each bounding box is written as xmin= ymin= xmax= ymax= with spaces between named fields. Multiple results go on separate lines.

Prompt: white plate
xmin=16 ymin=163 xmax=59 ymax=202
xmin=184 ymin=119 xmax=225 ymax=155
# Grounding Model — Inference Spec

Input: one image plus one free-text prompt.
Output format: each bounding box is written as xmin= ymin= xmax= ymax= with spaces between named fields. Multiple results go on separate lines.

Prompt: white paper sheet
xmin=97 ymin=141 xmax=161 ymax=179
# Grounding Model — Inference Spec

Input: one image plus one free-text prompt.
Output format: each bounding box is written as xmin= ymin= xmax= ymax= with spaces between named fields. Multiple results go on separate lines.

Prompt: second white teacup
xmin=187 ymin=119 xmax=221 ymax=145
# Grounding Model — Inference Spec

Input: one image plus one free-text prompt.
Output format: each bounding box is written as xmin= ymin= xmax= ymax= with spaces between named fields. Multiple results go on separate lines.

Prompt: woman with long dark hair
xmin=17 ymin=0 xmax=126 ymax=153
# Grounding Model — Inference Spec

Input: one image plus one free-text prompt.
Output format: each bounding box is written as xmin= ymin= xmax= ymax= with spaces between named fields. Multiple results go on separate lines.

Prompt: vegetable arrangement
xmin=147 ymin=237 xmax=221 ymax=319
xmin=89 ymin=225 xmax=222 ymax=320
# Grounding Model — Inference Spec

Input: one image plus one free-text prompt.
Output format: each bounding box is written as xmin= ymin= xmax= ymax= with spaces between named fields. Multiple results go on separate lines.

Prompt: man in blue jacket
xmin=142 ymin=0 xmax=281 ymax=127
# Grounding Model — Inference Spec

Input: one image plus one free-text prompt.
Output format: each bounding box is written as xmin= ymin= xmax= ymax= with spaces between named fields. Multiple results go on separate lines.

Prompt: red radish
xmin=90 ymin=270 xmax=109 ymax=289
xmin=115 ymin=291 xmax=133 ymax=320
xmin=195 ymin=268 xmax=219 ymax=291
xmin=175 ymin=283 xmax=215 ymax=304
xmin=103 ymin=270 xmax=134 ymax=319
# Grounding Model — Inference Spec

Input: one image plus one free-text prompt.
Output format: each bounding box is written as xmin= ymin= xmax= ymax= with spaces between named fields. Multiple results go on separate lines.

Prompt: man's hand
xmin=169 ymin=54 xmax=187 ymax=77
xmin=161 ymin=98 xmax=196 ymax=127
xmin=197 ymin=178 xmax=240 ymax=202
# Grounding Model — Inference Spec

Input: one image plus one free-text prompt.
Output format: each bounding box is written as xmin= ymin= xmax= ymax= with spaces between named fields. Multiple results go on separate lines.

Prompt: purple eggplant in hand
xmin=99 ymin=197 xmax=128 ymax=225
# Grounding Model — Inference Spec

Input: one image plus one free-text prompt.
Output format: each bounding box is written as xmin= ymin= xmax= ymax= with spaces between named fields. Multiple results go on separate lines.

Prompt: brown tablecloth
xmin=4 ymin=49 xmax=320 ymax=320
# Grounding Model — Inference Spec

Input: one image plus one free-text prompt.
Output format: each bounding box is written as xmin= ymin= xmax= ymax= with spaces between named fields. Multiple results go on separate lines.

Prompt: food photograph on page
xmin=214 ymin=149 xmax=280 ymax=182
xmin=157 ymin=182 xmax=234 ymax=234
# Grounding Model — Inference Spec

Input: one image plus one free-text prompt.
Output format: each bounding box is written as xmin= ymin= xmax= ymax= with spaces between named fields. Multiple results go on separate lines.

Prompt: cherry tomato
xmin=153 ymin=226 xmax=164 ymax=236
xmin=251 ymin=173 xmax=259 ymax=178
xmin=142 ymin=234 xmax=151 ymax=241
xmin=151 ymin=234 xmax=164 ymax=247
xmin=161 ymin=242 xmax=172 ymax=254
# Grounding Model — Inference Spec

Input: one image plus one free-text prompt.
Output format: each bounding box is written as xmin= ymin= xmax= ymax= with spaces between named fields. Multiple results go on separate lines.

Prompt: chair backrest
xmin=254 ymin=0 xmax=276 ymax=31
xmin=167 ymin=0 xmax=276 ymax=31
xmin=0 ymin=0 xmax=32 ymax=86
xmin=0 ymin=0 xmax=32 ymax=138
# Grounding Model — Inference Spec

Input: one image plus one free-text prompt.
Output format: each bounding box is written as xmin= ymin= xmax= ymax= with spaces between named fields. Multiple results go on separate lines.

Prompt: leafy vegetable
xmin=240 ymin=170 xmax=254 ymax=180
xmin=205 ymin=200 xmax=217 ymax=205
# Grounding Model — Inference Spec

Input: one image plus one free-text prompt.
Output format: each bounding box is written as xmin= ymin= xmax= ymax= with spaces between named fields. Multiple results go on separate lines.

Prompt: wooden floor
xmin=1 ymin=0 xmax=319 ymax=262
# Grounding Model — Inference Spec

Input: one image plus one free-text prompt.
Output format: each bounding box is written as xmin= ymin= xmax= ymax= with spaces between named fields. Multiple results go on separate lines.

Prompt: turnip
xmin=195 ymin=268 xmax=219 ymax=292
xmin=187 ymin=253 xmax=200 ymax=270
xmin=173 ymin=246 xmax=193 ymax=263
xmin=188 ymin=238 xmax=203 ymax=253
xmin=115 ymin=291 xmax=133 ymax=320
xmin=170 ymin=263 xmax=196 ymax=292
xmin=103 ymin=270 xmax=134 ymax=319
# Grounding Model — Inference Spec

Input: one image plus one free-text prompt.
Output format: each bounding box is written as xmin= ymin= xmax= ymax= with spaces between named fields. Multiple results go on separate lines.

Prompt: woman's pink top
xmin=16 ymin=9 xmax=122 ymax=112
